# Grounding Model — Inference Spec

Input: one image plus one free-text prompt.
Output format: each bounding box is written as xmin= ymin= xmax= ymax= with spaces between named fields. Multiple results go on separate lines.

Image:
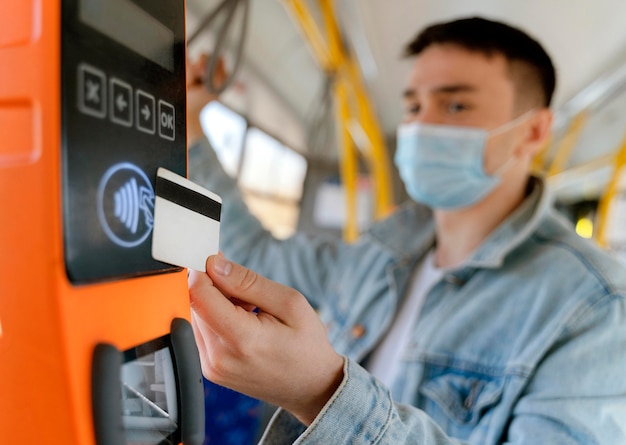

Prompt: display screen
xmin=80 ymin=0 xmax=174 ymax=71
xmin=122 ymin=338 xmax=179 ymax=445
xmin=63 ymin=0 xmax=186 ymax=282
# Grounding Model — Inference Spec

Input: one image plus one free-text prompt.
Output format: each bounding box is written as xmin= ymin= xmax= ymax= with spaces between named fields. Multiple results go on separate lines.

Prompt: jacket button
xmin=351 ymin=324 xmax=366 ymax=339
xmin=444 ymin=274 xmax=466 ymax=286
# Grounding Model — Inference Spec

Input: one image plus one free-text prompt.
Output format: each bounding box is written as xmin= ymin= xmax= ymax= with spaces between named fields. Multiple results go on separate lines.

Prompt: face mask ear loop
xmin=488 ymin=108 xmax=537 ymax=138
xmin=486 ymin=108 xmax=538 ymax=177
xmin=492 ymin=155 xmax=516 ymax=177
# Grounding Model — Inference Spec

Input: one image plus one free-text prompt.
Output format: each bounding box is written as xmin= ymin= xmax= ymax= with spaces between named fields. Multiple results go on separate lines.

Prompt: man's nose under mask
xmin=394 ymin=111 xmax=534 ymax=210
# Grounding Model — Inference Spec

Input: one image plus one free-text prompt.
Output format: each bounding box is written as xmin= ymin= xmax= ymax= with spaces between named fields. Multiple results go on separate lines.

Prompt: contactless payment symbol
xmin=97 ymin=163 xmax=155 ymax=248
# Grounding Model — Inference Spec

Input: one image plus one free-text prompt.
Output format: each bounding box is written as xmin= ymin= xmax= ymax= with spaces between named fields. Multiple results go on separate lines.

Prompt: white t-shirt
xmin=367 ymin=250 xmax=444 ymax=388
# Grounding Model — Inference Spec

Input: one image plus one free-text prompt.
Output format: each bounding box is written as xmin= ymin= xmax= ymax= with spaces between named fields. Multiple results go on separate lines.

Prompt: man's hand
xmin=186 ymin=54 xmax=227 ymax=146
xmin=188 ymin=255 xmax=345 ymax=426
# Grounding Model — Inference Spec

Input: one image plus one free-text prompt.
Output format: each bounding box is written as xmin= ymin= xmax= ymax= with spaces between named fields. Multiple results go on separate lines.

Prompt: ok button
xmin=158 ymin=100 xmax=175 ymax=141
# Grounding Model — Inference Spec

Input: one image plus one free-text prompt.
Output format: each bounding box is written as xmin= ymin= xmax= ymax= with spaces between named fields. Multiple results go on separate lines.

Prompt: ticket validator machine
xmin=0 ymin=1 xmax=205 ymax=444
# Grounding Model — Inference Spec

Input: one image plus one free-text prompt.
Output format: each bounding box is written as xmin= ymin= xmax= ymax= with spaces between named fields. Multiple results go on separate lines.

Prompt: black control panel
xmin=61 ymin=0 xmax=186 ymax=283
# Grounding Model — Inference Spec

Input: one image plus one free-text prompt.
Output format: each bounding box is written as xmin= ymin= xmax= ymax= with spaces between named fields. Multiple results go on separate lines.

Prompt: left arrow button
xmin=110 ymin=78 xmax=133 ymax=127
xmin=116 ymin=94 xmax=128 ymax=111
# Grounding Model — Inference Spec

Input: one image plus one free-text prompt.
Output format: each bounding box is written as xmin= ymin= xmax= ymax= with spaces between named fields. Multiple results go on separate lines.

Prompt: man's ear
xmin=518 ymin=108 xmax=553 ymax=158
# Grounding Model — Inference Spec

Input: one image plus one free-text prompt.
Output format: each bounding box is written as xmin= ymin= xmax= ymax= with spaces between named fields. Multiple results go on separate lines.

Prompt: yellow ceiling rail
xmin=548 ymin=152 xmax=615 ymax=186
xmin=531 ymin=134 xmax=552 ymax=174
xmin=319 ymin=0 xmax=342 ymax=67
xmin=283 ymin=0 xmax=394 ymax=241
xmin=547 ymin=111 xmax=588 ymax=177
xmin=283 ymin=0 xmax=333 ymax=71
xmin=595 ymin=129 xmax=626 ymax=247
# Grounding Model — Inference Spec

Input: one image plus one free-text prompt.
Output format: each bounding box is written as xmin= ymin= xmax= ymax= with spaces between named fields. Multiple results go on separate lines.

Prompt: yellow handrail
xmin=531 ymin=135 xmax=552 ymax=174
xmin=547 ymin=111 xmax=588 ymax=177
xmin=346 ymin=56 xmax=394 ymax=219
xmin=282 ymin=0 xmax=393 ymax=241
xmin=595 ymin=130 xmax=626 ymax=247
xmin=283 ymin=0 xmax=333 ymax=71
xmin=335 ymin=79 xmax=360 ymax=241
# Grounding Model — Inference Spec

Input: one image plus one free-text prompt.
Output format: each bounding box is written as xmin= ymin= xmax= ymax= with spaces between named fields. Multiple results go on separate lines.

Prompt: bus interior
xmin=185 ymin=0 xmax=626 ymax=442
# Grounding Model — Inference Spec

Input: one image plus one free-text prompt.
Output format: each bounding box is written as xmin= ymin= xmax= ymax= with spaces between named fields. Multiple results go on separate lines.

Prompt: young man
xmin=188 ymin=17 xmax=626 ymax=444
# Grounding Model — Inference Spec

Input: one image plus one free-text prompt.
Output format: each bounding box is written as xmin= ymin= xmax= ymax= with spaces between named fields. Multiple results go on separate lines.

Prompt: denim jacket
xmin=190 ymin=139 xmax=626 ymax=444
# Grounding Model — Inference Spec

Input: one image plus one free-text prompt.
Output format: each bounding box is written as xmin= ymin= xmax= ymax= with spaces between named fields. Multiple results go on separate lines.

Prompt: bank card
xmin=151 ymin=167 xmax=221 ymax=272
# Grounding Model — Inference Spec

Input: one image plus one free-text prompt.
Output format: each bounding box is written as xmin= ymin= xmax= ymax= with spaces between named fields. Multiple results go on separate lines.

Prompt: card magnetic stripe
xmin=155 ymin=176 xmax=221 ymax=221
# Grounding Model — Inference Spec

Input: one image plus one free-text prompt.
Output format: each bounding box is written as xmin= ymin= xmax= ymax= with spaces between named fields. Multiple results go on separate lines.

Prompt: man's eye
xmin=406 ymin=104 xmax=421 ymax=115
xmin=447 ymin=102 xmax=469 ymax=113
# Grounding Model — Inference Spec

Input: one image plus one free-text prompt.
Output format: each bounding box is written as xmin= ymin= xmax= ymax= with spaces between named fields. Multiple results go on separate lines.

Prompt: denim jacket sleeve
xmin=260 ymin=292 xmax=626 ymax=445
xmin=260 ymin=358 xmax=464 ymax=445
xmin=188 ymin=137 xmax=346 ymax=308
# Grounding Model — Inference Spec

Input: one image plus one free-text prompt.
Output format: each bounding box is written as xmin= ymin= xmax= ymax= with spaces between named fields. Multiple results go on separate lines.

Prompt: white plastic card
xmin=151 ymin=167 xmax=221 ymax=272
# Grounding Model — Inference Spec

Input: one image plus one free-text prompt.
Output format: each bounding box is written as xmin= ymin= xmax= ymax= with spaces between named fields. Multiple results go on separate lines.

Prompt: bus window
xmin=200 ymin=101 xmax=247 ymax=177
xmin=200 ymin=102 xmax=308 ymax=239
xmin=239 ymin=127 xmax=308 ymax=239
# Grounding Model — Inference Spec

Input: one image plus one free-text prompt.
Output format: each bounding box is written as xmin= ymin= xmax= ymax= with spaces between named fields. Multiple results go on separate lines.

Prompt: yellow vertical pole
xmin=319 ymin=0 xmax=360 ymax=241
xmin=531 ymin=135 xmax=552 ymax=174
xmin=335 ymin=80 xmax=360 ymax=242
xmin=346 ymin=56 xmax=394 ymax=218
xmin=283 ymin=0 xmax=393 ymax=241
xmin=547 ymin=111 xmax=588 ymax=177
xmin=596 ymin=130 xmax=626 ymax=247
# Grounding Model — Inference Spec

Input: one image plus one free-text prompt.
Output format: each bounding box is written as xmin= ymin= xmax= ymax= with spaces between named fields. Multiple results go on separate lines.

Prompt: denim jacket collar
xmin=367 ymin=200 xmax=436 ymax=264
xmin=369 ymin=176 xmax=551 ymax=278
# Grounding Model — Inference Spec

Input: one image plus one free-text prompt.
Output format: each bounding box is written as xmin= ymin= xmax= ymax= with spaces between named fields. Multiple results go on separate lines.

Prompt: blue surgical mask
xmin=394 ymin=113 xmax=532 ymax=209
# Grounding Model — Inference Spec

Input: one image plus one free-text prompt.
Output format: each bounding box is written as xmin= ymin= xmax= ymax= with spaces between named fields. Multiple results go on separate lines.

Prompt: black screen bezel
xmin=61 ymin=0 xmax=187 ymax=284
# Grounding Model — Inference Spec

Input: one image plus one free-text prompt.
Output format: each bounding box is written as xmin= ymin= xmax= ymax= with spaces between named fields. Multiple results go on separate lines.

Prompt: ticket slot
xmin=92 ymin=319 xmax=204 ymax=445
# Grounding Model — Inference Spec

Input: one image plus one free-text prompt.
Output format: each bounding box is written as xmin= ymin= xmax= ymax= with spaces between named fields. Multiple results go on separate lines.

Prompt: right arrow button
xmin=136 ymin=89 xmax=155 ymax=134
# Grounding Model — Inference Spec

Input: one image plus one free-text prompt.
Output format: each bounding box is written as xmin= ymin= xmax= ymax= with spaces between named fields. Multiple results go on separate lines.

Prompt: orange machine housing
xmin=0 ymin=1 xmax=196 ymax=444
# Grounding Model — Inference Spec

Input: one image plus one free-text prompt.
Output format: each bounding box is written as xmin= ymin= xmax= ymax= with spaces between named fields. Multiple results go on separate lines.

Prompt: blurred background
xmin=185 ymin=1 xmax=626 ymax=442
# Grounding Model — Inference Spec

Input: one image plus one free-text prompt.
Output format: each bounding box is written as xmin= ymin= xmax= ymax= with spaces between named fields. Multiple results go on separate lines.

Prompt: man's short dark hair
xmin=405 ymin=17 xmax=556 ymax=108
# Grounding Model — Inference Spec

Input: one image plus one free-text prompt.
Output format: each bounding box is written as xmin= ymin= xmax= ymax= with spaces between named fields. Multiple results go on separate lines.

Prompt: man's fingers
xmin=190 ymin=311 xmax=212 ymax=377
xmin=188 ymin=269 xmax=257 ymax=339
xmin=214 ymin=57 xmax=227 ymax=86
xmin=187 ymin=53 xmax=227 ymax=88
xmin=205 ymin=255 xmax=307 ymax=325
xmin=186 ymin=54 xmax=208 ymax=85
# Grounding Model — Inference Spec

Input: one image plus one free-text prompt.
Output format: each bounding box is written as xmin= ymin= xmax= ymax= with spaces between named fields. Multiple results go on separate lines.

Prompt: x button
xmin=78 ymin=63 xmax=106 ymax=119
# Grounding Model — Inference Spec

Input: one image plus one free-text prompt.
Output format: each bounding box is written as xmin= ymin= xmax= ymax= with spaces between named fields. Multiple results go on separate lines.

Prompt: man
xmin=188 ymin=17 xmax=626 ymax=444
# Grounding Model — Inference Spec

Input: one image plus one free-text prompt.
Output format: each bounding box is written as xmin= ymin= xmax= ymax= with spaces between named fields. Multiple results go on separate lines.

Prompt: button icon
xmin=110 ymin=78 xmax=133 ymax=127
xmin=136 ymin=90 xmax=155 ymax=134
xmin=78 ymin=63 xmax=106 ymax=118
xmin=158 ymin=100 xmax=175 ymax=141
